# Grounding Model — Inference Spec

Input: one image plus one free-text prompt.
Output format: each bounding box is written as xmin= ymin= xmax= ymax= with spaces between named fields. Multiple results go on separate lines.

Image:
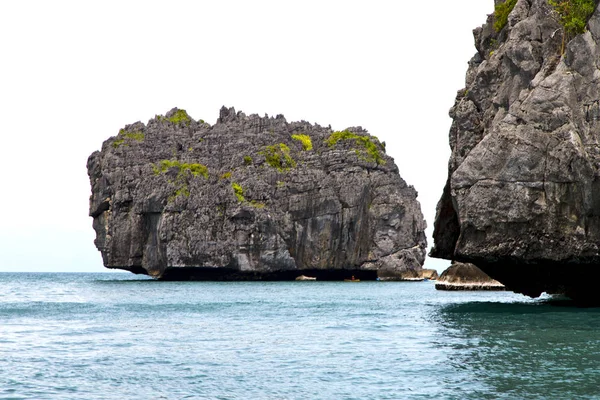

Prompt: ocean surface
xmin=1 ymin=273 xmax=599 ymax=399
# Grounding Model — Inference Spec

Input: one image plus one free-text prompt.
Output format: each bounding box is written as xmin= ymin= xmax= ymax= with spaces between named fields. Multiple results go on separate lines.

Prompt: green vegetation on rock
xmin=494 ymin=0 xmax=518 ymax=32
xmin=250 ymin=200 xmax=265 ymax=208
xmin=172 ymin=185 xmax=190 ymax=199
xmin=112 ymin=129 xmax=145 ymax=148
xmin=244 ymin=156 xmax=253 ymax=165
xmin=167 ymin=109 xmax=192 ymax=125
xmin=123 ymin=130 xmax=144 ymax=141
xmin=263 ymin=143 xmax=296 ymax=171
xmin=549 ymin=0 xmax=596 ymax=53
xmin=326 ymin=130 xmax=385 ymax=165
xmin=152 ymin=159 xmax=208 ymax=202
xmin=326 ymin=129 xmax=356 ymax=146
xmin=231 ymin=182 xmax=265 ymax=207
xmin=188 ymin=164 xmax=208 ymax=178
xmin=291 ymin=134 xmax=313 ymax=151
xmin=232 ymin=182 xmax=245 ymax=202
xmin=220 ymin=171 xmax=232 ymax=180
xmin=153 ymin=160 xmax=208 ymax=178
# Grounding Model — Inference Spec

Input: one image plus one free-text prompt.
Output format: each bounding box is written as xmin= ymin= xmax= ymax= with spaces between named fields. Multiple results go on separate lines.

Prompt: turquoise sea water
xmin=1 ymin=273 xmax=599 ymax=399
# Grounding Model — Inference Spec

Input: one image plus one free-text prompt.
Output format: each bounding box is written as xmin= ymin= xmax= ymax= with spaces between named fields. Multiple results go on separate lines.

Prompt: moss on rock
xmin=291 ymin=134 xmax=313 ymax=151
xmin=263 ymin=143 xmax=296 ymax=171
xmin=326 ymin=130 xmax=385 ymax=165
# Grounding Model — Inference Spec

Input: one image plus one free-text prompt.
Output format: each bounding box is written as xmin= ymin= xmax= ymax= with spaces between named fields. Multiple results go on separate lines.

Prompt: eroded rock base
xmin=158 ymin=267 xmax=379 ymax=281
xmin=435 ymin=282 xmax=505 ymax=291
xmin=476 ymin=260 xmax=600 ymax=306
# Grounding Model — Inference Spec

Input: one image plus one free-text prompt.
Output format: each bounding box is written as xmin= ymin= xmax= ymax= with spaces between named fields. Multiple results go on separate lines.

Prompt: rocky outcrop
xmin=435 ymin=262 xmax=505 ymax=291
xmin=88 ymin=107 xmax=427 ymax=280
xmin=421 ymin=269 xmax=439 ymax=280
xmin=295 ymin=275 xmax=317 ymax=281
xmin=380 ymin=268 xmax=439 ymax=281
xmin=431 ymin=0 xmax=600 ymax=302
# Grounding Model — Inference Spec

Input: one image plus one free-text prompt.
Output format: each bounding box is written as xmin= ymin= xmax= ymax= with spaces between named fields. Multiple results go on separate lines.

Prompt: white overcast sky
xmin=0 ymin=1 xmax=492 ymax=272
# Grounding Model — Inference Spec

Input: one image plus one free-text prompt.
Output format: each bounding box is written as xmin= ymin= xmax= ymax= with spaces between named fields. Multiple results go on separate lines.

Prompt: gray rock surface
xmin=88 ymin=107 xmax=427 ymax=279
xmin=421 ymin=269 xmax=439 ymax=280
xmin=435 ymin=262 xmax=505 ymax=291
xmin=432 ymin=0 xmax=600 ymax=302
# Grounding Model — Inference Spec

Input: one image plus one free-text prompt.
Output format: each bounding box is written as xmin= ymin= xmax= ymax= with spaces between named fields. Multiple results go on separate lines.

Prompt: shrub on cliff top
xmin=494 ymin=0 xmax=518 ymax=32
xmin=112 ymin=129 xmax=145 ymax=148
xmin=167 ymin=109 xmax=192 ymax=125
xmin=326 ymin=130 xmax=385 ymax=165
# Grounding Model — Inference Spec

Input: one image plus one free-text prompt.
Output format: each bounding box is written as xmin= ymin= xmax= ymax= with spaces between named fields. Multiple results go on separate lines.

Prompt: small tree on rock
xmin=548 ymin=0 xmax=596 ymax=54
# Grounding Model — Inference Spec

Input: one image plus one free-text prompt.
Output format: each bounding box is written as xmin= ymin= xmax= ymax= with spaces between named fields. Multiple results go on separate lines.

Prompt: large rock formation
xmin=88 ymin=107 xmax=427 ymax=280
xmin=432 ymin=0 xmax=600 ymax=302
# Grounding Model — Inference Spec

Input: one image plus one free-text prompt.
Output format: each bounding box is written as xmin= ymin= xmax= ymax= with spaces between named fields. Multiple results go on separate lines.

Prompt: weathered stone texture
xmin=432 ymin=0 xmax=600 ymax=302
xmin=435 ymin=262 xmax=505 ymax=291
xmin=88 ymin=107 xmax=427 ymax=279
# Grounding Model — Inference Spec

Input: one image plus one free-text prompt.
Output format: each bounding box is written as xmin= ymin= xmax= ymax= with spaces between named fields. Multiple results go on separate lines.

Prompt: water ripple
xmin=0 ymin=273 xmax=598 ymax=399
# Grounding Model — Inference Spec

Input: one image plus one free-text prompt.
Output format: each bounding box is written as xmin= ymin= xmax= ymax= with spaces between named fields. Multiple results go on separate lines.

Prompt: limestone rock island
xmin=88 ymin=107 xmax=427 ymax=280
xmin=432 ymin=0 xmax=600 ymax=302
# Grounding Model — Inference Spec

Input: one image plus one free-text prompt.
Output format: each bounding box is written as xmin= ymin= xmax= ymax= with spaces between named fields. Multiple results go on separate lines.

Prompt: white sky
xmin=0 ymin=1 xmax=491 ymax=272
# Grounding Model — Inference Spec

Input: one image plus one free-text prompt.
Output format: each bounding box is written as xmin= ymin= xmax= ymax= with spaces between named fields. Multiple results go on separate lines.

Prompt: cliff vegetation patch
xmin=549 ymin=0 xmax=596 ymax=53
xmin=231 ymin=182 xmax=265 ymax=208
xmin=112 ymin=129 xmax=145 ymax=148
xmin=326 ymin=130 xmax=385 ymax=165
xmin=494 ymin=0 xmax=518 ymax=32
xmin=250 ymin=200 xmax=266 ymax=208
xmin=291 ymin=134 xmax=313 ymax=151
xmin=153 ymin=160 xmax=208 ymax=178
xmin=155 ymin=109 xmax=192 ymax=125
xmin=263 ymin=143 xmax=297 ymax=171
xmin=232 ymin=182 xmax=245 ymax=202
xmin=152 ymin=160 xmax=209 ymax=201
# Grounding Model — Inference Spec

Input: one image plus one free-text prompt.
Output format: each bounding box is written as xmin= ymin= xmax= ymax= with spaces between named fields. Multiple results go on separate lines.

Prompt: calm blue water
xmin=1 ymin=273 xmax=599 ymax=399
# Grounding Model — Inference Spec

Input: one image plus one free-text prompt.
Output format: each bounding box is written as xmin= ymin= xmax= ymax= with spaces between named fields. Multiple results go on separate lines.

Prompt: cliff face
xmin=88 ymin=107 xmax=427 ymax=280
xmin=432 ymin=0 xmax=600 ymax=301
